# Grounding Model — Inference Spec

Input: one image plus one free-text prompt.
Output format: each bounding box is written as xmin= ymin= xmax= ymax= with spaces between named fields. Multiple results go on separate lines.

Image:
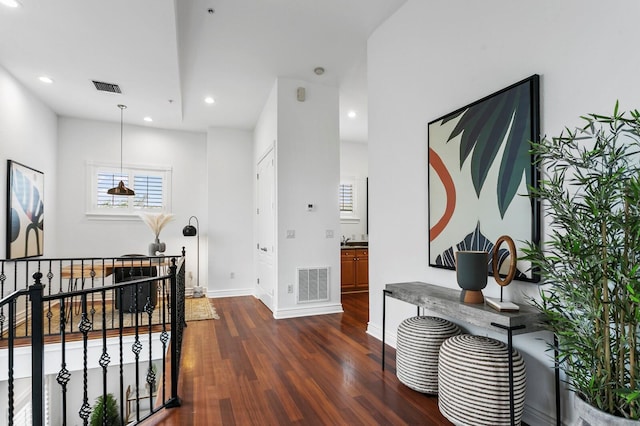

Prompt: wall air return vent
xmin=297 ymin=267 xmax=329 ymax=303
xmin=92 ymin=80 xmax=122 ymax=94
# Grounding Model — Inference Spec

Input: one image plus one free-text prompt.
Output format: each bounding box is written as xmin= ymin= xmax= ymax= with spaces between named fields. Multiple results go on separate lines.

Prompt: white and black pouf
xmin=396 ymin=316 xmax=461 ymax=394
xmin=437 ymin=334 xmax=526 ymax=426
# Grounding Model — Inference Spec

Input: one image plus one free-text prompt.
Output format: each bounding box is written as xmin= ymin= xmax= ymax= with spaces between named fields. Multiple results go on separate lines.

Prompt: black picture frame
xmin=427 ymin=75 xmax=540 ymax=282
xmin=7 ymin=160 xmax=44 ymax=259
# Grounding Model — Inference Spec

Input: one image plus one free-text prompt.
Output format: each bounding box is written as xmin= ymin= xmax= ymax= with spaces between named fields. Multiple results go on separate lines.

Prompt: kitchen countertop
xmin=341 ymin=244 xmax=368 ymax=249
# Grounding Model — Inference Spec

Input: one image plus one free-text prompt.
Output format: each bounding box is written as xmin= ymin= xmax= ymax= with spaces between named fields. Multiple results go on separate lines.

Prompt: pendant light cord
xmin=118 ymin=104 xmax=126 ymax=177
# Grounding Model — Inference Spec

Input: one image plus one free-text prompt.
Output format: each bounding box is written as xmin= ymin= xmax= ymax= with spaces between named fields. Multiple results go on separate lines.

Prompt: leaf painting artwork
xmin=428 ymin=76 xmax=540 ymax=281
xmin=7 ymin=161 xmax=44 ymax=259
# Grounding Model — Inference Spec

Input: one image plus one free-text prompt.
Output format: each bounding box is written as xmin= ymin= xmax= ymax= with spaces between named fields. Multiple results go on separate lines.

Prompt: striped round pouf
xmin=396 ymin=316 xmax=461 ymax=394
xmin=437 ymin=334 xmax=526 ymax=426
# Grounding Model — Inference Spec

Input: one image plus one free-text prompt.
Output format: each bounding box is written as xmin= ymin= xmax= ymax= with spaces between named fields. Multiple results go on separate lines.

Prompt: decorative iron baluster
xmin=117 ymin=274 xmax=126 ymax=425
xmin=159 ymin=328 xmax=169 ymax=401
xmin=78 ymin=294 xmax=93 ymax=425
xmin=46 ymin=261 xmax=54 ymax=335
xmin=98 ymin=290 xmax=111 ymax=426
xmin=0 ymin=262 xmax=5 ymax=340
xmin=145 ymin=296 xmax=156 ymax=414
xmin=56 ymin=297 xmax=70 ymax=426
xmin=159 ymin=276 xmax=169 ymax=402
xmin=89 ymin=262 xmax=96 ymax=325
xmin=8 ymin=297 xmax=15 ymax=425
xmin=132 ymin=294 xmax=143 ymax=422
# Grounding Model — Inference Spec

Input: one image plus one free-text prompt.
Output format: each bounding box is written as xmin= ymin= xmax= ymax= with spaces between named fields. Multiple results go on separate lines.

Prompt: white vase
xmin=574 ymin=394 xmax=638 ymax=425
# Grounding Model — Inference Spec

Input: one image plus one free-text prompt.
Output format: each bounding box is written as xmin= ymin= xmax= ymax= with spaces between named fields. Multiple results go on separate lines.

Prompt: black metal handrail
xmin=0 ymin=253 xmax=186 ymax=425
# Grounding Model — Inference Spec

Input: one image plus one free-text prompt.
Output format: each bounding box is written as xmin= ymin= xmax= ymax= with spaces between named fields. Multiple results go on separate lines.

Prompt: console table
xmin=382 ymin=282 xmax=557 ymax=426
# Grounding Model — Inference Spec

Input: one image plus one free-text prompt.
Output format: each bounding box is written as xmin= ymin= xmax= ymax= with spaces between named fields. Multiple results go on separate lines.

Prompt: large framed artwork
xmin=428 ymin=75 xmax=540 ymax=282
xmin=6 ymin=160 xmax=44 ymax=259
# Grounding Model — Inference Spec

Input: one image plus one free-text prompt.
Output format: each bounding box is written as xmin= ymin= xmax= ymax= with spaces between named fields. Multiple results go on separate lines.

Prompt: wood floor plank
xmin=142 ymin=293 xmax=454 ymax=426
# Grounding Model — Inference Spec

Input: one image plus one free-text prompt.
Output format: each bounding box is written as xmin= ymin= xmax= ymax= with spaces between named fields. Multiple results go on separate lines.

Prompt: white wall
xmin=367 ymin=1 xmax=640 ymax=424
xmin=254 ymin=83 xmax=278 ymax=163
xmin=253 ymin=78 xmax=343 ymax=318
xmin=274 ymin=78 xmax=342 ymax=318
xmin=56 ymin=117 xmax=207 ymax=285
xmin=0 ymin=65 xmax=58 ymax=257
xmin=340 ymin=141 xmax=368 ymax=241
xmin=207 ymin=127 xmax=255 ymax=296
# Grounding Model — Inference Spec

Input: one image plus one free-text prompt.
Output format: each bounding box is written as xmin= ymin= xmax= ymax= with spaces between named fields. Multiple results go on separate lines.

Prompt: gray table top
xmin=385 ymin=281 xmax=546 ymax=335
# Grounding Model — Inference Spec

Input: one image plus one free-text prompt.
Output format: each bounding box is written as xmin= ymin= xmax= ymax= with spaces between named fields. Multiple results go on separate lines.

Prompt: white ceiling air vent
xmin=92 ymin=80 xmax=122 ymax=94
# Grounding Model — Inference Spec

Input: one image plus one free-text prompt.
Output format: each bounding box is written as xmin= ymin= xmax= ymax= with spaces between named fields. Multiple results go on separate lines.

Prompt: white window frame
xmin=340 ymin=177 xmax=359 ymax=223
xmin=86 ymin=161 xmax=173 ymax=219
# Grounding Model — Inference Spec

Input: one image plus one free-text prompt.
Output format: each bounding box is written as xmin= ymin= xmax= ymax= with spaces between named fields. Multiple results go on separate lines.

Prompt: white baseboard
xmin=207 ymin=287 xmax=256 ymax=298
xmin=367 ymin=322 xmax=398 ymax=348
xmin=523 ymin=402 xmax=562 ymax=426
xmin=274 ymin=303 xmax=343 ymax=319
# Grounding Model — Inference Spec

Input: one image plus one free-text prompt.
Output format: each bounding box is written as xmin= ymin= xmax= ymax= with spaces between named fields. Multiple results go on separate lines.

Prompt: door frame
xmin=256 ymin=145 xmax=276 ymax=311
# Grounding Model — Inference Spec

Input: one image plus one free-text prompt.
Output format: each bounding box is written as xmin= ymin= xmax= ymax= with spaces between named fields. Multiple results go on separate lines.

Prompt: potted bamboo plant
xmin=523 ymin=103 xmax=640 ymax=423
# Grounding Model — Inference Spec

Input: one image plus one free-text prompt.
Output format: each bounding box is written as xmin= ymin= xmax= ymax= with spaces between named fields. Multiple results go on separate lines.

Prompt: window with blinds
xmin=339 ymin=183 xmax=354 ymax=213
xmin=339 ymin=178 xmax=359 ymax=222
xmin=134 ymin=175 xmax=164 ymax=209
xmin=88 ymin=162 xmax=172 ymax=217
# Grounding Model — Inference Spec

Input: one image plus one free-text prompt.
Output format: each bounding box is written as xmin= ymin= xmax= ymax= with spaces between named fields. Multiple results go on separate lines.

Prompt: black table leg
xmin=554 ymin=333 xmax=561 ymax=426
xmin=507 ymin=327 xmax=515 ymax=426
xmin=382 ymin=289 xmax=391 ymax=371
xmin=491 ymin=323 xmax=525 ymax=426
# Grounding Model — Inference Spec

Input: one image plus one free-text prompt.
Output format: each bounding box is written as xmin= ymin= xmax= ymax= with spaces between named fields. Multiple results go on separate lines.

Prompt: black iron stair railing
xmin=0 ymin=253 xmax=186 ymax=426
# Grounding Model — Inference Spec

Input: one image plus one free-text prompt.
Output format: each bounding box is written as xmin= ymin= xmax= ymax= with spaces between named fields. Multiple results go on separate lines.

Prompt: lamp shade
xmin=182 ymin=225 xmax=197 ymax=236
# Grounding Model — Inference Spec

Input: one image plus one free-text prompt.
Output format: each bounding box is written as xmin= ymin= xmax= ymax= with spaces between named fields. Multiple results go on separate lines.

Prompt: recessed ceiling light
xmin=38 ymin=76 xmax=53 ymax=84
xmin=314 ymin=67 xmax=325 ymax=75
xmin=144 ymin=117 xmax=153 ymax=122
xmin=204 ymin=96 xmax=215 ymax=104
xmin=0 ymin=0 xmax=21 ymax=8
xmin=347 ymin=110 xmax=357 ymax=119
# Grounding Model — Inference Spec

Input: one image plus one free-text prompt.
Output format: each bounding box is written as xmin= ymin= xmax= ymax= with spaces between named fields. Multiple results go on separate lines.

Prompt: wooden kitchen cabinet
xmin=341 ymin=248 xmax=368 ymax=292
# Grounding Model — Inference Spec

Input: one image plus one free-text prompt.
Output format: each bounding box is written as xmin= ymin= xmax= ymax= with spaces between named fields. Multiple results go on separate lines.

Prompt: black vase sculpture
xmin=455 ymin=250 xmax=488 ymax=304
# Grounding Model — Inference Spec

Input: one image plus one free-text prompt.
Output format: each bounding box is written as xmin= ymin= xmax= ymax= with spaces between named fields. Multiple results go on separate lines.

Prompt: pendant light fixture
xmin=107 ymin=104 xmax=135 ymax=196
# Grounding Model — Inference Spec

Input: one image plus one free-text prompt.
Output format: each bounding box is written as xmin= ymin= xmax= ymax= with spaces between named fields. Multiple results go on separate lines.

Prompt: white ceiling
xmin=0 ymin=0 xmax=406 ymax=142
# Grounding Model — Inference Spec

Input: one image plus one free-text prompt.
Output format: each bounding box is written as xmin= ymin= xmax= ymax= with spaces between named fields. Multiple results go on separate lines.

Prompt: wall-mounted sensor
xmin=306 ymin=203 xmax=314 ymax=211
xmin=297 ymin=87 xmax=306 ymax=102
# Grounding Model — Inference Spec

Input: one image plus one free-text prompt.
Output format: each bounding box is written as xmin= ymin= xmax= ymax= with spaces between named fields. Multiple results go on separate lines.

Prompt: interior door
xmin=257 ymin=148 xmax=275 ymax=311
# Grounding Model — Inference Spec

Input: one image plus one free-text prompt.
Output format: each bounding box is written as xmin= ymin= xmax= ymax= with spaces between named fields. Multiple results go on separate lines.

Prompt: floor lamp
xmin=182 ymin=216 xmax=200 ymax=293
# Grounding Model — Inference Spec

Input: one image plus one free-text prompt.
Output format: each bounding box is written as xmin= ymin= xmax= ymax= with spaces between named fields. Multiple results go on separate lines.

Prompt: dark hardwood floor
xmin=144 ymin=293 xmax=453 ymax=425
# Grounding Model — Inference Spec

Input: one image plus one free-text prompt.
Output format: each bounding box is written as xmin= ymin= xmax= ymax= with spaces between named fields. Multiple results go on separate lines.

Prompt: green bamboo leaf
xmin=524 ymin=103 xmax=640 ymax=419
